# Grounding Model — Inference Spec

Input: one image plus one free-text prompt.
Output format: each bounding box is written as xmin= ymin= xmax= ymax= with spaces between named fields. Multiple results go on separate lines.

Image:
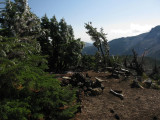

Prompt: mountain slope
xmin=83 ymin=25 xmax=160 ymax=58
xmin=109 ymin=32 xmax=147 ymax=55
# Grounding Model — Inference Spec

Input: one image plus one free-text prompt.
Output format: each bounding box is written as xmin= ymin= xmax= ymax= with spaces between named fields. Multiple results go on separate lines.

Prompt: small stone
xmin=115 ymin=114 xmax=120 ymax=120
xmin=83 ymin=86 xmax=88 ymax=92
xmin=110 ymin=109 xmax=114 ymax=113
xmin=91 ymin=88 xmax=103 ymax=96
xmin=153 ymin=116 xmax=158 ymax=120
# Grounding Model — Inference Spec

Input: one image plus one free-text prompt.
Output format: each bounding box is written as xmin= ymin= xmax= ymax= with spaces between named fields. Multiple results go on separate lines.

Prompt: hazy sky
xmin=28 ymin=0 xmax=160 ymax=42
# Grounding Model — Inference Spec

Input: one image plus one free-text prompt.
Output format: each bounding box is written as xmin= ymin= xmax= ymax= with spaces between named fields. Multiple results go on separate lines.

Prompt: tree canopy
xmin=38 ymin=15 xmax=84 ymax=72
xmin=0 ymin=0 xmax=79 ymax=119
xmin=85 ymin=22 xmax=109 ymax=67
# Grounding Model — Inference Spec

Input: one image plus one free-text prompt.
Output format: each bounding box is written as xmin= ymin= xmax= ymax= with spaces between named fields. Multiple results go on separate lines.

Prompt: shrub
xmin=0 ymin=36 xmax=79 ymax=120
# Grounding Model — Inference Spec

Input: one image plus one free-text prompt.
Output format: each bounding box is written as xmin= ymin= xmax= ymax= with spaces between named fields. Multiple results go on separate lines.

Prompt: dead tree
xmin=123 ymin=55 xmax=128 ymax=68
xmin=152 ymin=59 xmax=159 ymax=75
xmin=150 ymin=58 xmax=159 ymax=80
xmin=129 ymin=49 xmax=144 ymax=76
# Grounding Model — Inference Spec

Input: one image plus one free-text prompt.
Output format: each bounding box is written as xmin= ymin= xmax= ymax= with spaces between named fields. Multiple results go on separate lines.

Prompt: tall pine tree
xmin=39 ymin=15 xmax=84 ymax=72
xmin=0 ymin=1 xmax=79 ymax=119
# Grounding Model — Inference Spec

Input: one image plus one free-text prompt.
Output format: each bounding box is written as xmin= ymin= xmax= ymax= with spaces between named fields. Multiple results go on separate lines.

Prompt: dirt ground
xmin=67 ymin=71 xmax=160 ymax=120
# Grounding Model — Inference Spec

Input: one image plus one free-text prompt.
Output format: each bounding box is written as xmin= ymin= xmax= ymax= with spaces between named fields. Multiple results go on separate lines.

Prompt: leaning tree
xmin=85 ymin=22 xmax=109 ymax=67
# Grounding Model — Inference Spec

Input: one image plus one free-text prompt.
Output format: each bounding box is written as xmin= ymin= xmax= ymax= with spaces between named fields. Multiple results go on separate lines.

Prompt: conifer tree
xmin=0 ymin=0 xmax=78 ymax=119
xmin=85 ymin=22 xmax=109 ymax=67
xmin=39 ymin=15 xmax=84 ymax=72
xmin=0 ymin=0 xmax=41 ymax=38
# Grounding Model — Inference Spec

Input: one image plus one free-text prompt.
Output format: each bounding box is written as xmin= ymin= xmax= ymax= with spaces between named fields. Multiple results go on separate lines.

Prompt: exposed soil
xmin=69 ymin=71 xmax=160 ymax=120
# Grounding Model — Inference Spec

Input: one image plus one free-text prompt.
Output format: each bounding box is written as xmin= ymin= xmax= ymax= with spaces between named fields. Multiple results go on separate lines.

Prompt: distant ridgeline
xmin=83 ymin=25 xmax=160 ymax=58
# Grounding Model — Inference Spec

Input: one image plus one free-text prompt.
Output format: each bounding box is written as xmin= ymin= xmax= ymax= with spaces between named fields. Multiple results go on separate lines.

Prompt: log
xmin=120 ymin=68 xmax=130 ymax=73
xmin=62 ymin=76 xmax=71 ymax=80
xmin=110 ymin=89 xmax=124 ymax=100
xmin=95 ymin=77 xmax=107 ymax=82
xmin=114 ymin=70 xmax=126 ymax=75
xmin=131 ymin=80 xmax=144 ymax=89
xmin=106 ymin=67 xmax=113 ymax=72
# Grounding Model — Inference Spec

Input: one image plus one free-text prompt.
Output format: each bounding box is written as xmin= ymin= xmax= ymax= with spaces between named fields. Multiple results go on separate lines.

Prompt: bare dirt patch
xmin=71 ymin=71 xmax=160 ymax=120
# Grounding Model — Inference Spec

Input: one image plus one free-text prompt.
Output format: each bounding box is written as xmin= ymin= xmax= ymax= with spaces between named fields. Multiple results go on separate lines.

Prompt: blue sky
xmin=28 ymin=0 xmax=160 ymax=42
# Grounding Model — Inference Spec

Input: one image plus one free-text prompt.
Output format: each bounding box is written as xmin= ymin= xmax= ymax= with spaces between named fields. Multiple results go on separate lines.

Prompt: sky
xmin=28 ymin=0 xmax=160 ymax=43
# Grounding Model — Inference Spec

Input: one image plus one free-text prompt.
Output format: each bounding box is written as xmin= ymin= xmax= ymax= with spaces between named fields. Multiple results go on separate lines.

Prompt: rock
xmin=151 ymin=82 xmax=159 ymax=89
xmin=86 ymin=91 xmax=92 ymax=96
xmin=77 ymin=82 xmax=84 ymax=87
xmin=144 ymin=79 xmax=152 ymax=88
xmin=93 ymin=80 xmax=102 ymax=88
xmin=136 ymin=76 xmax=142 ymax=82
xmin=61 ymin=76 xmax=72 ymax=86
xmin=131 ymin=79 xmax=143 ymax=88
xmin=83 ymin=86 xmax=88 ymax=92
xmin=86 ymin=73 xmax=91 ymax=78
xmin=110 ymin=109 xmax=114 ymax=113
xmin=71 ymin=73 xmax=86 ymax=83
xmin=112 ymin=73 xmax=120 ymax=79
xmin=85 ymin=79 xmax=93 ymax=87
xmin=91 ymin=88 xmax=103 ymax=96
xmin=114 ymin=114 xmax=120 ymax=120
xmin=87 ymin=87 xmax=93 ymax=91
xmin=70 ymin=78 xmax=78 ymax=86
xmin=64 ymin=72 xmax=105 ymax=96
xmin=153 ymin=116 xmax=158 ymax=120
xmin=61 ymin=79 xmax=70 ymax=86
xmin=101 ymin=84 xmax=105 ymax=91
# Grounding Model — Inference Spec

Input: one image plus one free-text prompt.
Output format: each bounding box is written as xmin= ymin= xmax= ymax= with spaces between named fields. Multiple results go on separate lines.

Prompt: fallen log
xmin=95 ymin=77 xmax=107 ymax=82
xmin=110 ymin=89 xmax=124 ymax=100
xmin=114 ymin=70 xmax=126 ymax=75
xmin=131 ymin=80 xmax=144 ymax=89
xmin=120 ymin=68 xmax=130 ymax=73
xmin=62 ymin=76 xmax=71 ymax=80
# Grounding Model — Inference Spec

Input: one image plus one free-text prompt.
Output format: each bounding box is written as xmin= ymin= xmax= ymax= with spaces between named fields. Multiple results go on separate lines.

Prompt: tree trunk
xmin=99 ymin=42 xmax=106 ymax=66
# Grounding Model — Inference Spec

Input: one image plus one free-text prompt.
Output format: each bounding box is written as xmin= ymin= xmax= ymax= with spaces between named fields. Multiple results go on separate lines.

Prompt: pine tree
xmin=39 ymin=15 xmax=84 ymax=72
xmin=85 ymin=22 xmax=109 ymax=67
xmin=0 ymin=0 xmax=41 ymax=38
xmin=0 ymin=0 xmax=79 ymax=119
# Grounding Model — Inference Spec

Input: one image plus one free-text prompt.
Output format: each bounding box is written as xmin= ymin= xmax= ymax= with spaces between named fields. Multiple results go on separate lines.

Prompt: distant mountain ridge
xmin=84 ymin=42 xmax=92 ymax=47
xmin=82 ymin=25 xmax=160 ymax=58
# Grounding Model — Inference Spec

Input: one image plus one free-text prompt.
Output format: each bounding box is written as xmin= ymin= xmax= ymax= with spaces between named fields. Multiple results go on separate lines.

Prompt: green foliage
xmin=142 ymin=73 xmax=149 ymax=80
xmin=0 ymin=1 xmax=79 ymax=119
xmin=0 ymin=100 xmax=31 ymax=120
xmin=0 ymin=35 xmax=79 ymax=120
xmin=0 ymin=0 xmax=41 ymax=37
xmin=81 ymin=55 xmax=96 ymax=70
xmin=85 ymin=22 xmax=109 ymax=68
xmin=151 ymin=74 xmax=160 ymax=81
xmin=108 ymin=55 xmax=123 ymax=67
xmin=38 ymin=15 xmax=84 ymax=72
